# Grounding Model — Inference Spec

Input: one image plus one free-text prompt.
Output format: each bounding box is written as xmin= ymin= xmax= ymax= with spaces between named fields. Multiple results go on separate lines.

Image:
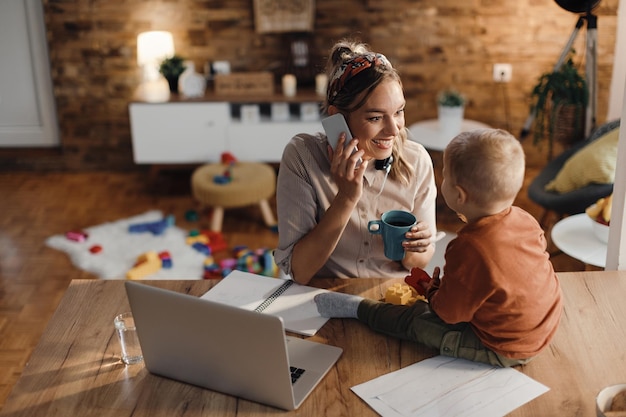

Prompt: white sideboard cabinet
xmin=129 ymin=102 xmax=229 ymax=164
xmin=129 ymin=90 xmax=323 ymax=165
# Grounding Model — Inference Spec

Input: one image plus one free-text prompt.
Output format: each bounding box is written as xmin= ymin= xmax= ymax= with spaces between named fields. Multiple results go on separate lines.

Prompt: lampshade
xmin=554 ymin=0 xmax=601 ymax=13
xmin=137 ymin=31 xmax=175 ymax=68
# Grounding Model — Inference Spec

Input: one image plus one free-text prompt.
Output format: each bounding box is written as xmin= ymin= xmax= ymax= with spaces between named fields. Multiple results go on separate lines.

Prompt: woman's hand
xmin=402 ymin=221 xmax=433 ymax=253
xmin=328 ymin=133 xmax=367 ymax=204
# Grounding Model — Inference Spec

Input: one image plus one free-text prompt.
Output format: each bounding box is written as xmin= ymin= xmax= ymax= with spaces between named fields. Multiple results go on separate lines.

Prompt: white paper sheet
xmin=351 ymin=356 xmax=549 ymax=417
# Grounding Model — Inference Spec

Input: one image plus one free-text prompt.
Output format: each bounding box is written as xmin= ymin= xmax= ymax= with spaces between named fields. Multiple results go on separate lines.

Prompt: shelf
xmin=132 ymin=86 xmax=324 ymax=105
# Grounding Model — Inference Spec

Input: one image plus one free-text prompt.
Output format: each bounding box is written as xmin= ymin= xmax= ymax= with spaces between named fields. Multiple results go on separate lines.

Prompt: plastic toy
xmin=385 ymin=283 xmax=413 ymax=305
xmin=384 ymin=283 xmax=426 ymax=306
xmin=221 ymin=152 xmax=237 ymax=164
xmin=201 ymin=230 xmax=228 ymax=253
xmin=126 ymin=251 xmax=162 ymax=280
xmin=158 ymin=251 xmax=172 ymax=269
xmin=219 ymin=258 xmax=237 ymax=277
xmin=192 ymin=241 xmax=211 ymax=255
xmin=186 ymin=234 xmax=209 ymax=245
xmin=128 ymin=214 xmax=175 ymax=235
xmin=258 ymin=248 xmax=278 ymax=277
xmin=89 ymin=245 xmax=102 ymax=254
xmin=65 ymin=230 xmax=88 ymax=242
xmin=185 ymin=210 xmax=199 ymax=222
xmin=405 ymin=267 xmax=431 ymax=296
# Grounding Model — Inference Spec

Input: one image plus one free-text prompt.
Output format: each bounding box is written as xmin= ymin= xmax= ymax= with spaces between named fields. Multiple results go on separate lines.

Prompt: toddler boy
xmin=315 ymin=128 xmax=563 ymax=367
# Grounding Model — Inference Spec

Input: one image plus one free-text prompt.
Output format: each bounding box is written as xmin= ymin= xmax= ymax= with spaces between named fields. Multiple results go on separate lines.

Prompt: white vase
xmin=438 ymin=105 xmax=464 ymax=139
xmin=179 ymin=61 xmax=206 ymax=98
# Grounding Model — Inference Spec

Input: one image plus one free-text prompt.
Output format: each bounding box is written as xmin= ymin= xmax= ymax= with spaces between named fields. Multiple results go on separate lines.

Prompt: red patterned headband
xmin=328 ymin=53 xmax=391 ymax=104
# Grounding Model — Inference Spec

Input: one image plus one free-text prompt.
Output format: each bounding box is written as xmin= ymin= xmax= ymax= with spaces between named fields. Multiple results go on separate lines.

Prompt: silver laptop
xmin=125 ymin=281 xmax=342 ymax=411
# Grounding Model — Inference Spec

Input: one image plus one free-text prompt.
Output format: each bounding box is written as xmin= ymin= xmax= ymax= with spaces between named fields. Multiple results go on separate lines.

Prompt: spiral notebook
xmin=201 ymin=270 xmax=330 ymax=336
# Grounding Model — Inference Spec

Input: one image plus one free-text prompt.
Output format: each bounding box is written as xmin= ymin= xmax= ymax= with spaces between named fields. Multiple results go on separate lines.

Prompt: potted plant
xmin=437 ymin=89 xmax=466 ymax=137
xmin=437 ymin=89 xmax=466 ymax=108
xmin=529 ymin=51 xmax=588 ymax=160
xmin=159 ymin=55 xmax=186 ymax=93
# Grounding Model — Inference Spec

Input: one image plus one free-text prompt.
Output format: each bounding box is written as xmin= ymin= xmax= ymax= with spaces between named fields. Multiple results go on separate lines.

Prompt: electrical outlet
xmin=493 ymin=63 xmax=512 ymax=83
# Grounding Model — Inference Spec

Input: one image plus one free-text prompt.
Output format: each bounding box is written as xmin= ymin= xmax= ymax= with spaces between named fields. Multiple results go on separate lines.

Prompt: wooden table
xmin=2 ymin=272 xmax=626 ymax=416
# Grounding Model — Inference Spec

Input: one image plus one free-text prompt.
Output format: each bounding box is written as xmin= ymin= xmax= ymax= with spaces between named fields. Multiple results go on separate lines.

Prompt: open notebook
xmin=201 ymin=270 xmax=329 ymax=336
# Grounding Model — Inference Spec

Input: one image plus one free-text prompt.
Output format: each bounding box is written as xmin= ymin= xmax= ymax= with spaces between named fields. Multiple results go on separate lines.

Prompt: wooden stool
xmin=191 ymin=162 xmax=277 ymax=232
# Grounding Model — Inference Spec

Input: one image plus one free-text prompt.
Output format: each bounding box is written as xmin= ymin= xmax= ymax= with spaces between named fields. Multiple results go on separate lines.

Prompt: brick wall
xmin=2 ymin=0 xmax=618 ymax=170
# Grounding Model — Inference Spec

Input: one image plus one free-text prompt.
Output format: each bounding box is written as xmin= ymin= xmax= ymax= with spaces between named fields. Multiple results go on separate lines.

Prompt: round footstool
xmin=191 ymin=162 xmax=277 ymax=232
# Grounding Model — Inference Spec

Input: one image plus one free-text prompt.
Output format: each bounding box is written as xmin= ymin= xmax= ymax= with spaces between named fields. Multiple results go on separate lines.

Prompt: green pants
xmin=357 ymin=299 xmax=533 ymax=368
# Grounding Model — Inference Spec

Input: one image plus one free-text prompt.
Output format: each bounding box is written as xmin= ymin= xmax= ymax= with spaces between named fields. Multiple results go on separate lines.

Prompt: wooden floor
xmin=0 ymin=162 xmax=586 ymax=409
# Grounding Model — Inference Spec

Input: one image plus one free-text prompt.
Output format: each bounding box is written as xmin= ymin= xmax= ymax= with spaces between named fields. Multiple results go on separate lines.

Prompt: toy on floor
xmin=198 ymin=230 xmax=228 ymax=253
xmin=89 ymin=245 xmax=102 ymax=254
xmin=128 ymin=214 xmax=175 ymax=235
xmin=126 ymin=251 xmax=173 ymax=279
xmin=159 ymin=251 xmax=172 ymax=269
xmin=126 ymin=251 xmax=162 ymax=280
xmin=185 ymin=209 xmax=199 ymax=222
xmin=201 ymin=246 xmax=278 ymax=279
xmin=65 ymin=230 xmax=89 ymax=242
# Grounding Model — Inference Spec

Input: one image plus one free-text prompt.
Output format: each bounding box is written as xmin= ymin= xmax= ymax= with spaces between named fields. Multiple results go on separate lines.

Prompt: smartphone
xmin=322 ymin=113 xmax=355 ymax=152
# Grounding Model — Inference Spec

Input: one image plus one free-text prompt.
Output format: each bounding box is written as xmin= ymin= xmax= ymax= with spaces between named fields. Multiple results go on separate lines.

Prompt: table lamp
xmin=136 ymin=31 xmax=174 ymax=102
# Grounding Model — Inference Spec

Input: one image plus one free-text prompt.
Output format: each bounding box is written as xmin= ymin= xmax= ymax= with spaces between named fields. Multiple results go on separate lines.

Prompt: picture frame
xmin=253 ymin=0 xmax=315 ymax=34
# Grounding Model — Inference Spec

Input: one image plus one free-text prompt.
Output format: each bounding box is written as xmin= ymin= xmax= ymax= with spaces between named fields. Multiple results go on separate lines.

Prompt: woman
xmin=275 ymin=40 xmax=437 ymax=285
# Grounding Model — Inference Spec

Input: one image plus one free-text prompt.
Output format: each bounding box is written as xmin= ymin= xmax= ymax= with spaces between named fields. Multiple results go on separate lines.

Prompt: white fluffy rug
xmin=45 ymin=210 xmax=207 ymax=279
xmin=45 ymin=209 xmax=455 ymax=280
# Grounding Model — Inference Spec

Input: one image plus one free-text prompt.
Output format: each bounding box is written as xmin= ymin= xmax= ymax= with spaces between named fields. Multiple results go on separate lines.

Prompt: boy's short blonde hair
xmin=444 ymin=128 xmax=525 ymax=206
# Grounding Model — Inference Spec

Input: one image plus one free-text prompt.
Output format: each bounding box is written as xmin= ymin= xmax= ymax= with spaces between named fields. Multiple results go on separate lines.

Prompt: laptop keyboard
xmin=290 ymin=366 xmax=305 ymax=384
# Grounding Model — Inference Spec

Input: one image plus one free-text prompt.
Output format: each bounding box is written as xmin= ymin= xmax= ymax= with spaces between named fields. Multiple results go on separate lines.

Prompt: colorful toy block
xmin=89 ymin=245 xmax=102 ymax=254
xmin=185 ymin=210 xmax=199 ymax=222
xmin=192 ymin=242 xmax=211 ymax=255
xmin=221 ymin=152 xmax=237 ymax=164
xmin=201 ymin=230 xmax=228 ymax=253
xmin=126 ymin=251 xmax=162 ymax=280
xmin=258 ymin=249 xmax=278 ymax=277
xmin=158 ymin=251 xmax=173 ymax=269
xmin=219 ymin=258 xmax=237 ymax=277
xmin=128 ymin=214 xmax=175 ymax=235
xmin=203 ymin=267 xmax=222 ymax=279
xmin=186 ymin=234 xmax=209 ymax=245
xmin=65 ymin=230 xmax=89 ymax=242
xmin=385 ymin=283 xmax=413 ymax=305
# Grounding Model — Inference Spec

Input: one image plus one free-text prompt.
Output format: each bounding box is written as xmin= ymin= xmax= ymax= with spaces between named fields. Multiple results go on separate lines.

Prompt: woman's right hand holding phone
xmin=328 ymin=132 xmax=367 ymax=204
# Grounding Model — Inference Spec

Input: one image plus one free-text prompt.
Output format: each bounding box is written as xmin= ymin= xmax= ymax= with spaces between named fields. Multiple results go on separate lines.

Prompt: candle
xmin=282 ymin=74 xmax=297 ymax=97
xmin=315 ymin=73 xmax=328 ymax=96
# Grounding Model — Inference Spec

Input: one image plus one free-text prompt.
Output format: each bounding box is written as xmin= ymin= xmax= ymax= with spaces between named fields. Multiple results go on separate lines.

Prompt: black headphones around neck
xmin=374 ymin=155 xmax=393 ymax=172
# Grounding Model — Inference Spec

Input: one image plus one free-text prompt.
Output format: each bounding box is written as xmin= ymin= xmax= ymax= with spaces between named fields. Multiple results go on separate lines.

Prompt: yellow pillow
xmin=545 ymin=128 xmax=619 ymax=193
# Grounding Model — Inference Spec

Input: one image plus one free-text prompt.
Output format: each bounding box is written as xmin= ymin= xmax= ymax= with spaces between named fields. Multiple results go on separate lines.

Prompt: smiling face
xmin=345 ymin=79 xmax=405 ymax=162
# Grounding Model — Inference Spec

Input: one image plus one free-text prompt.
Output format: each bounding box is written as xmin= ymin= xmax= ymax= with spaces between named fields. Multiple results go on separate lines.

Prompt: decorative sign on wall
xmin=254 ymin=0 xmax=315 ymax=33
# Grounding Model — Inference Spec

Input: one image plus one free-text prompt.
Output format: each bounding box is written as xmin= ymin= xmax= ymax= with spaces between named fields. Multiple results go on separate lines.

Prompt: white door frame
xmin=0 ymin=0 xmax=59 ymax=147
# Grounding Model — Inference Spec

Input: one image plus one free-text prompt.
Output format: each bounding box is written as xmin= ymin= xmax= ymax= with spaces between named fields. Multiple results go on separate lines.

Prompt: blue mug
xmin=368 ymin=210 xmax=417 ymax=261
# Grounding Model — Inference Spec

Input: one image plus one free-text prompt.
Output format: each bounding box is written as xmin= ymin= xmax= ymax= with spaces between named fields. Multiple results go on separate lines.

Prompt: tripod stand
xmin=520 ymin=8 xmax=597 ymax=140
